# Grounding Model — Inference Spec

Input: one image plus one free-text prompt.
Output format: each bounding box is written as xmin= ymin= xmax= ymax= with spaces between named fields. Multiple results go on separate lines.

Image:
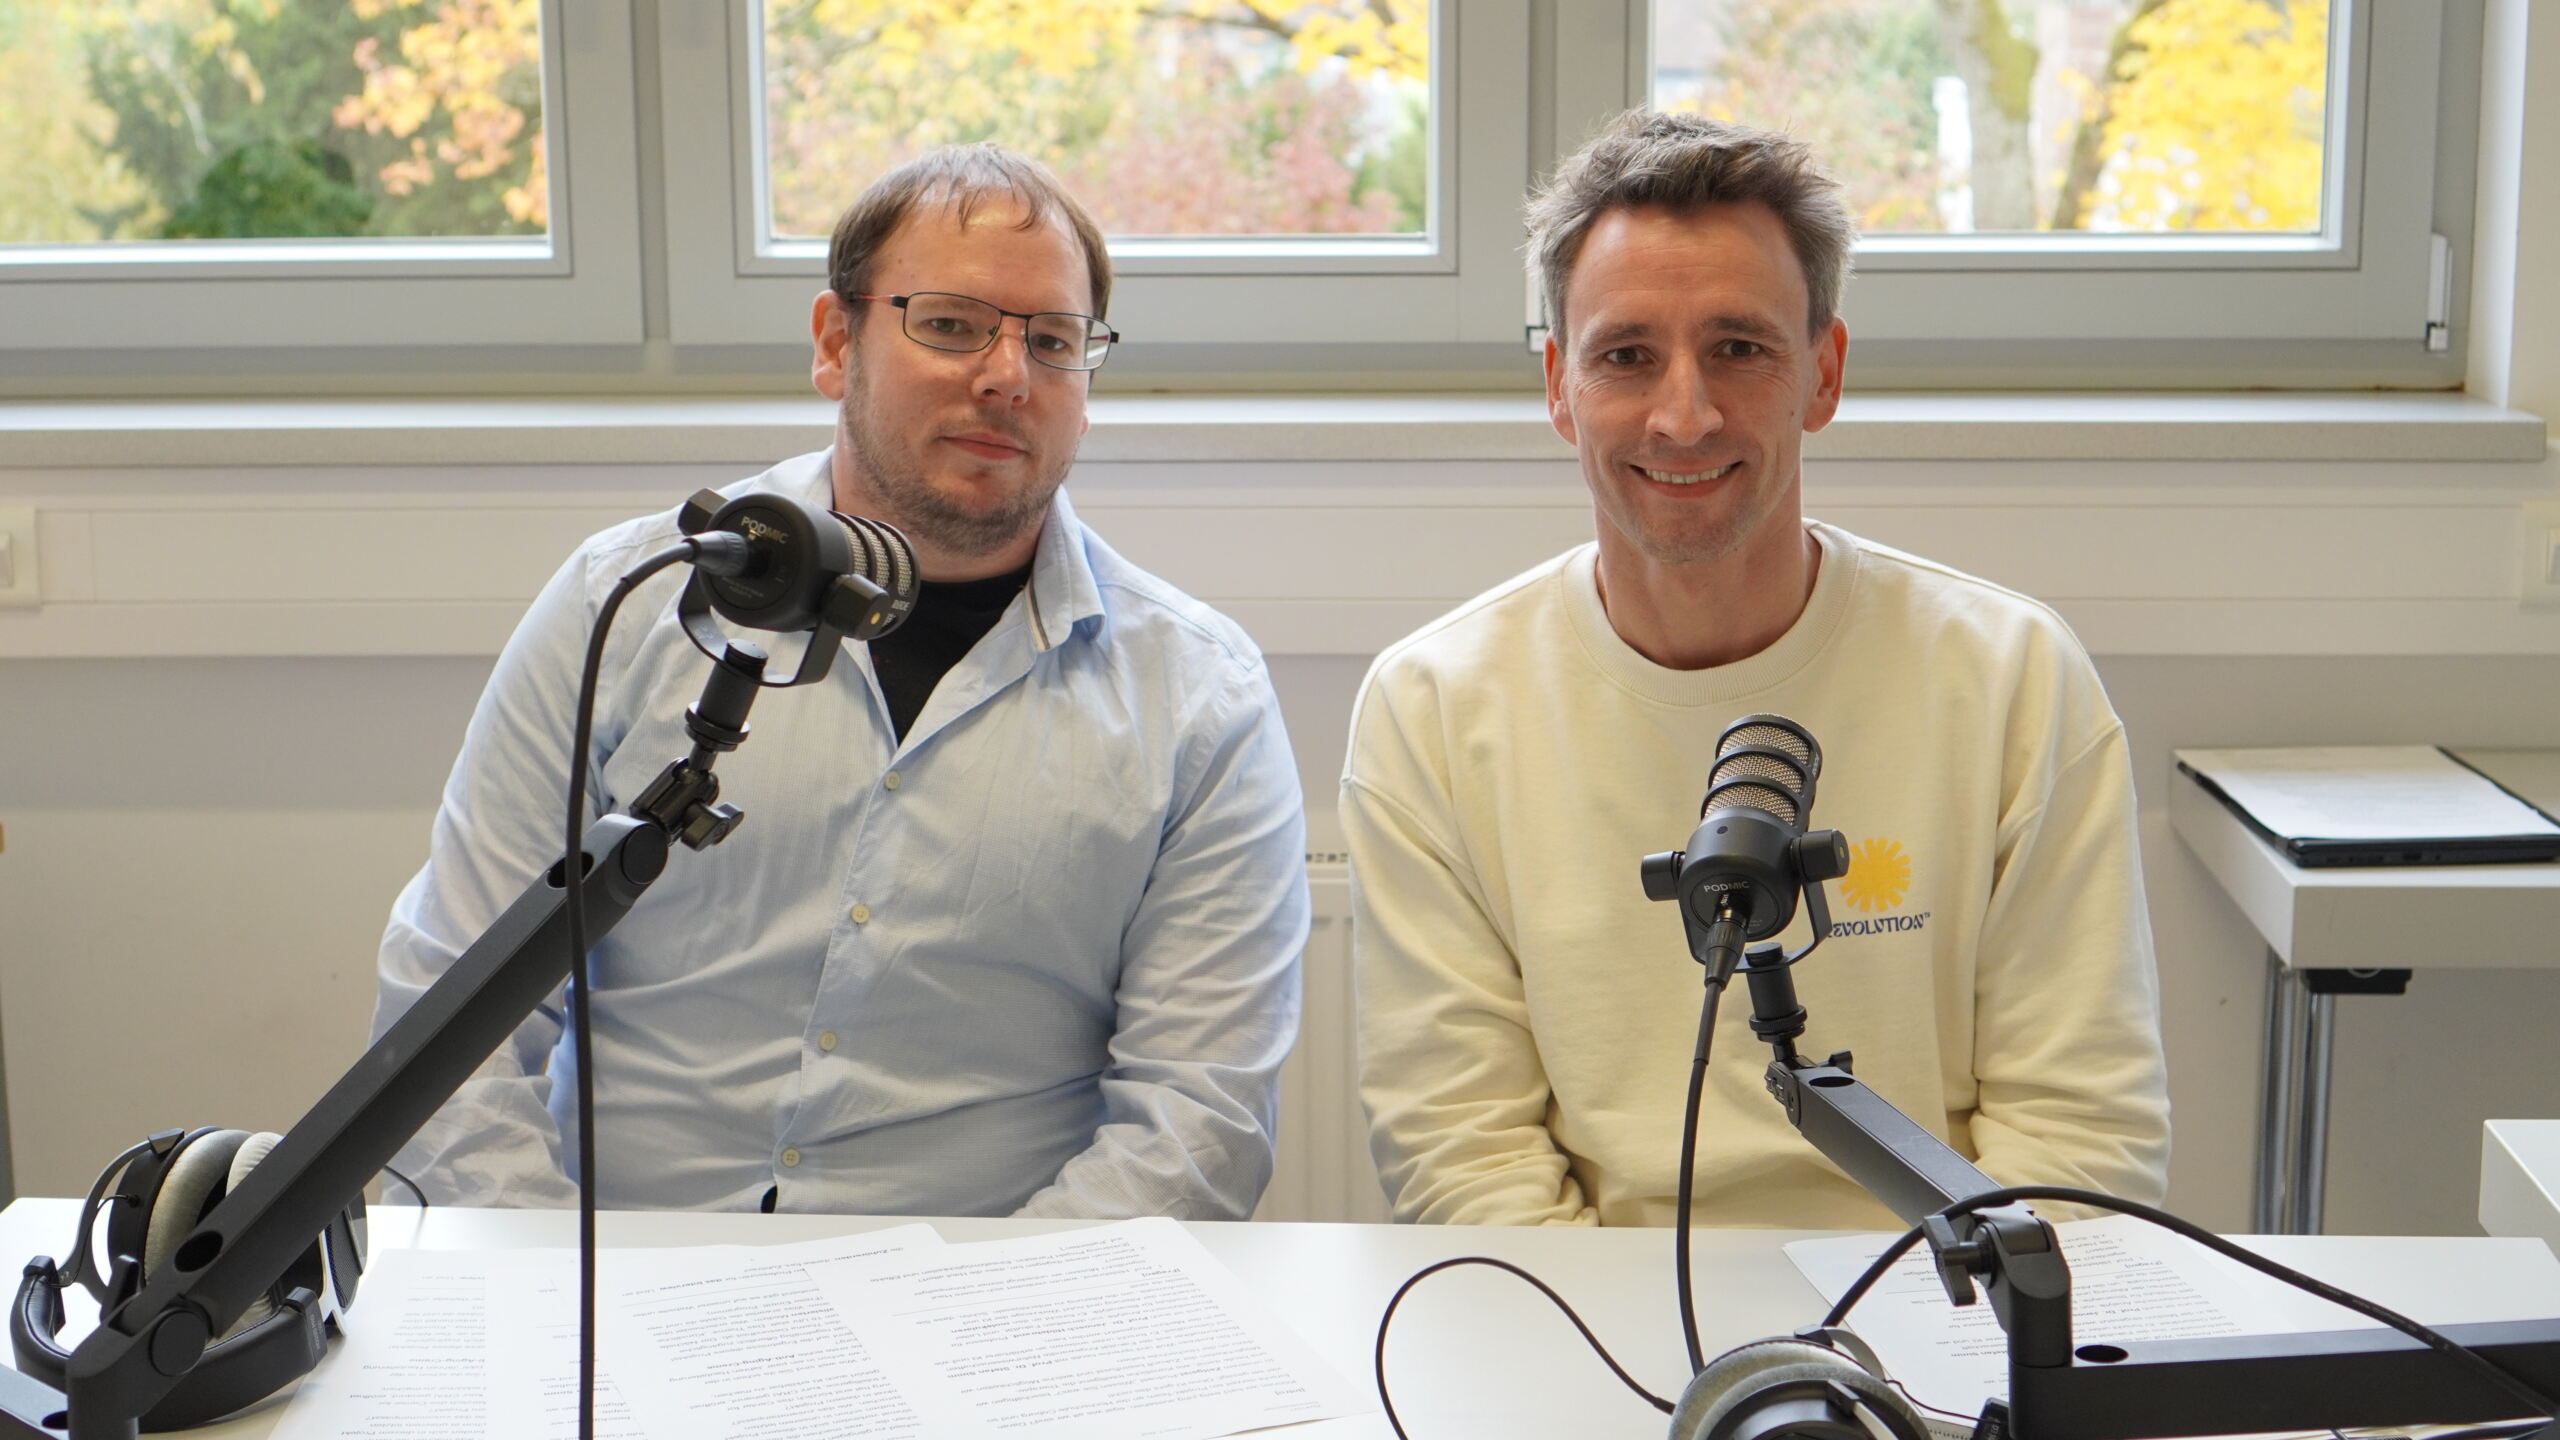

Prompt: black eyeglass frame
xmin=845 ymin=291 xmax=1121 ymax=372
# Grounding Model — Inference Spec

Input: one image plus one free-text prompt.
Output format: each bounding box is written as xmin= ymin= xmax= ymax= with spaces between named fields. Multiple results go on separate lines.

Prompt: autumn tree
xmin=333 ymin=0 xmax=546 ymax=231
xmin=0 ymin=1 xmax=150 ymax=241
xmin=1664 ymin=0 xmax=1949 ymax=233
xmin=1929 ymin=0 xmax=2038 ymax=230
xmin=2082 ymin=0 xmax=2325 ymax=231
xmin=761 ymin=0 xmax=1427 ymax=239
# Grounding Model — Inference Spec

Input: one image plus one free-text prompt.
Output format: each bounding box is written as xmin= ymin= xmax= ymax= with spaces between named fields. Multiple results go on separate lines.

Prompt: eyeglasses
xmin=847 ymin=291 xmax=1119 ymax=372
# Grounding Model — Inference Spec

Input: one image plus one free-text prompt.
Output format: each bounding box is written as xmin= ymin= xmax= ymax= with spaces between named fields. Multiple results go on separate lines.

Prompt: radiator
xmin=1254 ymin=860 xmax=1395 ymax=1224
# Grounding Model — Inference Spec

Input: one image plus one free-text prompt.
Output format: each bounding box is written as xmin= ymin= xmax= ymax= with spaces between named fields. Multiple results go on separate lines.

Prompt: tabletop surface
xmin=7 ymin=1198 xmax=2556 ymax=1440
xmin=0 ymin=1198 xmax=1835 ymax=1439
xmin=2484 ymin=1119 xmax=2560 ymax=1254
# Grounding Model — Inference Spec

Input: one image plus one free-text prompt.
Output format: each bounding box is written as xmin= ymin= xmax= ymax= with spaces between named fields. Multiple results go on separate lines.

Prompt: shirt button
xmin=818 ymin=1031 xmax=838 ymax=1052
xmin=882 ymin=771 xmax=902 ymax=790
xmin=849 ymin=903 xmax=871 ymax=924
xmin=780 ymin=1148 xmax=801 ymax=1168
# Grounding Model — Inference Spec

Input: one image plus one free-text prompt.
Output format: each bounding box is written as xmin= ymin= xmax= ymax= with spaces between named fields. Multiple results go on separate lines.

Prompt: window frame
xmin=0 ymin=0 xmax=644 ymax=353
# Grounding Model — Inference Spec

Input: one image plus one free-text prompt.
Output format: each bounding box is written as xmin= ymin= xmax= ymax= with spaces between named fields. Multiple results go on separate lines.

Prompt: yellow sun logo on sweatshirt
xmin=1838 ymin=838 xmax=1912 ymax=912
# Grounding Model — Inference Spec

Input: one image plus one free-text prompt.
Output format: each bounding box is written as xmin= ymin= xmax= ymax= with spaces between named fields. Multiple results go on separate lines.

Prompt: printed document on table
xmin=1785 ymin=1215 xmax=2560 ymax=1426
xmin=2177 ymin=745 xmax=2560 ymax=841
xmin=597 ymin=1224 xmax=945 ymax=1440
xmin=804 ymin=1217 xmax=1368 ymax=1440
xmin=271 ymin=1247 xmax=643 ymax=1440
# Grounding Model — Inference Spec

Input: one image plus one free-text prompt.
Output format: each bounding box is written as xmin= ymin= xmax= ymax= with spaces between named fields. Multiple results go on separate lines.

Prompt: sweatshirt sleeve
xmin=1966 ymin=718 xmax=2172 ymax=1205
xmin=1343 ymin=666 xmax=1598 ymax=1227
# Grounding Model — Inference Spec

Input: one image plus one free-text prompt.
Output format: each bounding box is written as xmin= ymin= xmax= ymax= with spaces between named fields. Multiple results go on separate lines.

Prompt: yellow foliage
xmin=0 ymin=0 xmax=155 ymax=241
xmin=2095 ymin=0 xmax=2326 ymax=232
xmin=798 ymin=0 xmax=1423 ymax=85
xmin=764 ymin=0 xmax=1428 ymax=237
xmin=332 ymin=0 xmax=544 ymax=224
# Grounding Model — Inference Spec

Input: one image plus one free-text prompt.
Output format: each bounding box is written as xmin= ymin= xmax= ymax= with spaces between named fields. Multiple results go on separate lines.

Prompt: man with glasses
xmin=371 ymin=146 xmax=1309 ymax=1219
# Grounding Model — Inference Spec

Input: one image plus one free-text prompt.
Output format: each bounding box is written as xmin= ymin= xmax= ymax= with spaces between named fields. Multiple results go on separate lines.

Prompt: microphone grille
xmin=833 ymin=512 xmax=920 ymax=626
xmin=1705 ymin=777 xmax=1801 ymax=828
xmin=1721 ymin=717 xmax=1818 ymax=777
xmin=1710 ymin=748 xmax=1801 ymax=791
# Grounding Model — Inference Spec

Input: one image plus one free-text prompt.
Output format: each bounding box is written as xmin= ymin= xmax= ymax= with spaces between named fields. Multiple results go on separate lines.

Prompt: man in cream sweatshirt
xmin=1343 ymin=111 xmax=2170 ymax=1230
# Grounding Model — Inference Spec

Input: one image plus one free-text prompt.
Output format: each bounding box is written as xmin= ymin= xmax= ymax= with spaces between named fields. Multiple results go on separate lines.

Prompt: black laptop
xmin=2178 ymin=748 xmax=2560 ymax=868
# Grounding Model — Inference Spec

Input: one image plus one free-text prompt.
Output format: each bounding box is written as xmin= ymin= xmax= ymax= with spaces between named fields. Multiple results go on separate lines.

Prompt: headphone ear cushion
xmin=213 ymin=1132 xmax=289 ymax=1337
xmin=141 ymin=1130 xmax=251 ymax=1281
xmin=1673 ymin=1338 xmax=1935 ymax=1440
xmin=224 ymin=1132 xmax=281 ymax=1196
xmin=103 ymin=1127 xmax=218 ymax=1292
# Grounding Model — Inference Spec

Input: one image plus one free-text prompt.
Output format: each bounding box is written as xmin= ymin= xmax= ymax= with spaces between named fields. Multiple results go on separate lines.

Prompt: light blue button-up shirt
xmin=373 ymin=451 xmax=1308 ymax=1218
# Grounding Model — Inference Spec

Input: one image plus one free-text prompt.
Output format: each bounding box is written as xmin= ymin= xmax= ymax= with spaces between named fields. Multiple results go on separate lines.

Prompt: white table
xmin=0 ymin=1197 xmax=1822 ymax=1439
xmin=2168 ymin=753 xmax=2560 ymax=1236
xmin=2483 ymin=1118 xmax=2560 ymax=1254
xmin=9 ymin=1198 xmax=2560 ymax=1439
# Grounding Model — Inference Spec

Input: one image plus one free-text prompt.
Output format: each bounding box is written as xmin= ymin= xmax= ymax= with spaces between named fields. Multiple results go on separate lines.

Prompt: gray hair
xmin=1527 ymin=110 xmax=1856 ymax=344
xmin=828 ymin=143 xmax=1112 ymax=318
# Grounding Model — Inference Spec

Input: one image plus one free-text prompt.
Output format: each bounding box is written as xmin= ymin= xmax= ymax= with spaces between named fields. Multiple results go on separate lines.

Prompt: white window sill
xmin=0 ymin=391 xmax=2543 ymax=469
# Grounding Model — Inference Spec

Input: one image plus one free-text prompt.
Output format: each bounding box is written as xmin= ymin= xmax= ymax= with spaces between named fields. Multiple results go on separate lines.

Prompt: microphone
xmin=669 ymin=489 xmax=921 ymax=688
xmin=676 ymin=488 xmax=919 ymax=640
xmin=1641 ymin=714 xmax=1849 ymax=974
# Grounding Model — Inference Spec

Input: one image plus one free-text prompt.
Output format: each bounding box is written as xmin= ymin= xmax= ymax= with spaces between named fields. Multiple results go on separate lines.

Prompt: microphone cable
xmin=1674 ymin=903 xmax=1744 ymax=1374
xmin=1373 ymin=1255 xmax=1674 ymax=1439
xmin=563 ymin=536 xmax=737 ymax=1440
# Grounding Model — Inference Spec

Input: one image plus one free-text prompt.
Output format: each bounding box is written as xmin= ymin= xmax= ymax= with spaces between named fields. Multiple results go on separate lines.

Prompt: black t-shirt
xmin=868 ymin=561 xmax=1034 ymax=740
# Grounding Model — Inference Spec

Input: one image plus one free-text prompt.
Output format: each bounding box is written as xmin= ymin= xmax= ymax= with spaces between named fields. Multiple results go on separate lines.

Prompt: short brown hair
xmin=1527 ymin=111 xmax=1855 ymax=343
xmin=827 ymin=144 xmax=1113 ymax=318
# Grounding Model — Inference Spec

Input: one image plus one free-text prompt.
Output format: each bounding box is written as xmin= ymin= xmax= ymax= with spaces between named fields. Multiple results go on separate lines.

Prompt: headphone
xmin=1671 ymin=1328 xmax=1940 ymax=1440
xmin=11 ymin=1127 xmax=365 ymax=1431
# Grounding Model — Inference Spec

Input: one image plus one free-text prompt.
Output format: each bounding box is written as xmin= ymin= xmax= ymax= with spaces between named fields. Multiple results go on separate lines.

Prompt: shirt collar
xmin=799 ymin=449 xmax=1102 ymax=655
xmin=1023 ymin=487 xmax=1105 ymax=653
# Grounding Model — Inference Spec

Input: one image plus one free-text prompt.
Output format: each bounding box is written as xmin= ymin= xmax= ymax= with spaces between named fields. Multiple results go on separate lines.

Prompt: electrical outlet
xmin=0 ymin=509 xmax=35 ymax=609
xmin=2524 ymin=500 xmax=2560 ymax=610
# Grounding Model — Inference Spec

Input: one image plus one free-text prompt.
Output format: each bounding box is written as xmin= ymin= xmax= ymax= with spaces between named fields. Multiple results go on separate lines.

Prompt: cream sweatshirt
xmin=1343 ymin=523 xmax=2170 ymax=1229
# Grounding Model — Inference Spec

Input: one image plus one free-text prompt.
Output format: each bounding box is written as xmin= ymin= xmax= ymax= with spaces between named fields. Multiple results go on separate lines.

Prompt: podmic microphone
xmin=677 ymin=488 xmax=918 ymax=638
xmin=669 ymin=489 xmax=921 ymax=687
xmin=1641 ymin=714 xmax=1849 ymax=974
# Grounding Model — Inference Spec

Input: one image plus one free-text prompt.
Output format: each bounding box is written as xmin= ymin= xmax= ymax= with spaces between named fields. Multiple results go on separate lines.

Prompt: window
xmin=757 ymin=1 xmax=1431 ymax=248
xmin=660 ymin=0 xmax=1532 ymax=371
xmin=1623 ymin=0 xmax=2469 ymax=386
xmin=0 ymin=0 xmax=640 ymax=353
xmin=2 ymin=0 xmax=551 ymax=248
xmin=1654 ymin=0 xmax=2335 ymax=240
xmin=0 ymin=0 xmax=2483 ymax=388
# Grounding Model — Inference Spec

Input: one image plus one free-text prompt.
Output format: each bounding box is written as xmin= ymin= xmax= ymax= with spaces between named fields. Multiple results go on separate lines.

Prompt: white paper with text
xmin=807 ymin=1217 xmax=1365 ymax=1440
xmin=271 ymin=1247 xmax=643 ymax=1440
xmin=597 ymin=1225 xmax=943 ymax=1440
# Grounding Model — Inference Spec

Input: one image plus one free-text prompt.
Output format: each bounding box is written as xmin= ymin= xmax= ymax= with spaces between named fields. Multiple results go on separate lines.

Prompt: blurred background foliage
xmin=1657 ymin=0 xmax=2329 ymax=234
xmin=762 ymin=0 xmax=1431 ymax=238
xmin=0 ymin=0 xmax=542 ymax=243
xmin=0 ymin=0 xmax=2322 ymax=246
